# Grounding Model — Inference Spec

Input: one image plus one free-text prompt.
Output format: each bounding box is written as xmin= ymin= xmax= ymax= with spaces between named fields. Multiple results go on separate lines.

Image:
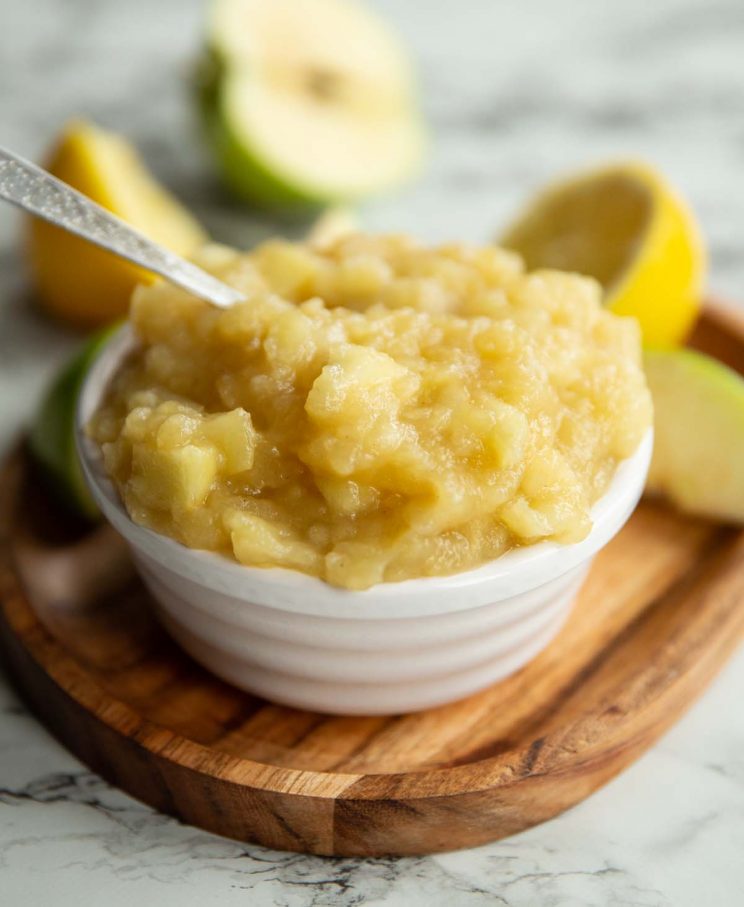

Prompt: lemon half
xmin=500 ymin=162 xmax=707 ymax=347
xmin=28 ymin=121 xmax=207 ymax=328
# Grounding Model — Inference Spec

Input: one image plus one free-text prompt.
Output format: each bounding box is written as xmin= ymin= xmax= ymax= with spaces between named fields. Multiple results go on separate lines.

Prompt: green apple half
xmin=645 ymin=348 xmax=744 ymax=523
xmin=29 ymin=325 xmax=119 ymax=521
xmin=198 ymin=0 xmax=426 ymax=209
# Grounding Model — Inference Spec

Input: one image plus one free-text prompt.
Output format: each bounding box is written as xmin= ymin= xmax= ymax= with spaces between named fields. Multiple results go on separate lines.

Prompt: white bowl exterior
xmin=76 ymin=325 xmax=652 ymax=714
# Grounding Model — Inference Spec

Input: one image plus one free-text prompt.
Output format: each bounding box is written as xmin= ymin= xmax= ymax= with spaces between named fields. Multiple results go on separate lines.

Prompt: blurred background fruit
xmin=196 ymin=0 xmax=425 ymax=211
xmin=644 ymin=348 xmax=744 ymax=524
xmin=28 ymin=120 xmax=207 ymax=329
xmin=305 ymin=205 xmax=358 ymax=247
xmin=29 ymin=324 xmax=119 ymax=520
xmin=500 ymin=161 xmax=706 ymax=348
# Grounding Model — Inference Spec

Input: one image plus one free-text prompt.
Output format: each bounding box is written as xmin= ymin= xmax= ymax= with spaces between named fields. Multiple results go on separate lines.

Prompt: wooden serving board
xmin=1 ymin=303 xmax=743 ymax=858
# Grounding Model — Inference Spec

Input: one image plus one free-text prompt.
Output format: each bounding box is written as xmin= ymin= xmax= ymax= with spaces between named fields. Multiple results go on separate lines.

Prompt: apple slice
xmin=199 ymin=0 xmax=425 ymax=209
xmin=29 ymin=325 xmax=119 ymax=521
xmin=644 ymin=348 xmax=744 ymax=523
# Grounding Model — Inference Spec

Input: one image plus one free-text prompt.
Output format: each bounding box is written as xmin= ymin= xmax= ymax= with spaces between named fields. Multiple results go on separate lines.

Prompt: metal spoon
xmin=0 ymin=145 xmax=244 ymax=309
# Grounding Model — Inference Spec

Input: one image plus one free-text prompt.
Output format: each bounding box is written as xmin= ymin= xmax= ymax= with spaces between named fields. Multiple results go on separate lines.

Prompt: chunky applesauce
xmin=89 ymin=234 xmax=652 ymax=589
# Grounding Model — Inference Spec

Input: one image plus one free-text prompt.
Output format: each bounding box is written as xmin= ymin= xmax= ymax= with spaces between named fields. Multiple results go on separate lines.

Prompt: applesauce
xmin=89 ymin=234 xmax=652 ymax=590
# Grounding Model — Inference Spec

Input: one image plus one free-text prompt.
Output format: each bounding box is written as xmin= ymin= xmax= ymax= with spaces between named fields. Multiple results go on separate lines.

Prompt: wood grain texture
xmin=0 ymin=302 xmax=743 ymax=857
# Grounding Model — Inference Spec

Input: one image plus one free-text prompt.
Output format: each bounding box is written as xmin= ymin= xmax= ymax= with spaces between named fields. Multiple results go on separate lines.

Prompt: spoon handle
xmin=0 ymin=146 xmax=243 ymax=309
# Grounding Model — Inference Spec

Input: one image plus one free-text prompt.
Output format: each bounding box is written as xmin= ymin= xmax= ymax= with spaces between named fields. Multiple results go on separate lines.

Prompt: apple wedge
xmin=30 ymin=325 xmax=119 ymax=520
xmin=644 ymin=348 xmax=744 ymax=523
xmin=198 ymin=0 xmax=425 ymax=209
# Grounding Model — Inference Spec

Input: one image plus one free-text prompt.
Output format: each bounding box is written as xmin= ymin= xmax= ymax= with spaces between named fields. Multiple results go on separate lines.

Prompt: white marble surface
xmin=1 ymin=0 xmax=744 ymax=904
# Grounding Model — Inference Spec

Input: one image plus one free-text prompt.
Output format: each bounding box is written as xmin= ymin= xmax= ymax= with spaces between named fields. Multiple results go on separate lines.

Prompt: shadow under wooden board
xmin=1 ymin=301 xmax=743 ymax=857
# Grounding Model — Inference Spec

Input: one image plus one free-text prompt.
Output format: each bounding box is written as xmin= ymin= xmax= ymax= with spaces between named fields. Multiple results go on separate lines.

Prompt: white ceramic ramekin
xmin=77 ymin=327 xmax=653 ymax=715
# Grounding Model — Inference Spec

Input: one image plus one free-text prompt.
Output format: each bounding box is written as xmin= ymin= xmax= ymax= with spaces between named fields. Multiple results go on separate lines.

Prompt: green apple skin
xmin=644 ymin=348 xmax=744 ymax=524
xmin=29 ymin=324 xmax=119 ymax=521
xmin=195 ymin=50 xmax=317 ymax=211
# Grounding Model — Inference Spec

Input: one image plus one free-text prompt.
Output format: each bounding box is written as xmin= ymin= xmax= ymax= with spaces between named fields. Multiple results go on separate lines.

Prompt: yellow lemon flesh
xmin=28 ymin=121 xmax=207 ymax=329
xmin=500 ymin=162 xmax=706 ymax=347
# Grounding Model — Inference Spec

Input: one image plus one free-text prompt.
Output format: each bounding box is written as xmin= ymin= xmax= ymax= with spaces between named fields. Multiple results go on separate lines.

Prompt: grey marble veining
xmin=1 ymin=0 xmax=744 ymax=904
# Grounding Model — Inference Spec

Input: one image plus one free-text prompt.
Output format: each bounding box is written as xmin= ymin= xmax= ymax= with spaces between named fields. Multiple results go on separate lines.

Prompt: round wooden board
xmin=1 ymin=303 xmax=743 ymax=857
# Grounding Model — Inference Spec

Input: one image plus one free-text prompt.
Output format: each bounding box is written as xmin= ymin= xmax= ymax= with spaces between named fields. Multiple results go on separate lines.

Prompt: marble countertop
xmin=1 ymin=0 xmax=743 ymax=904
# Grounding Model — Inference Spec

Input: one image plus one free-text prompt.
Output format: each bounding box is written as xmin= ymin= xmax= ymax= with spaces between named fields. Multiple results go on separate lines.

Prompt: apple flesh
xmin=644 ymin=348 xmax=744 ymax=523
xmin=197 ymin=0 xmax=425 ymax=210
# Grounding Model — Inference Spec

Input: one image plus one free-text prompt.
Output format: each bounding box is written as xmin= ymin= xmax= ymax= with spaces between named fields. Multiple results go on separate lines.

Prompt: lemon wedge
xmin=500 ymin=162 xmax=707 ymax=347
xmin=28 ymin=120 xmax=207 ymax=328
